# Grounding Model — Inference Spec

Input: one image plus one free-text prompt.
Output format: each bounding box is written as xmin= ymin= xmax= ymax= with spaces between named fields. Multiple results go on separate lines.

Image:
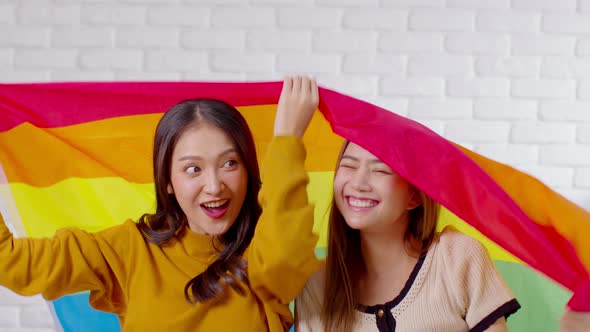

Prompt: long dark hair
xmin=137 ymin=99 xmax=262 ymax=303
xmin=322 ymin=141 xmax=440 ymax=331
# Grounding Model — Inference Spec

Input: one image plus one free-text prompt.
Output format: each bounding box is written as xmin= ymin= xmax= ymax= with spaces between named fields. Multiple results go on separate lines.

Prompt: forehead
xmin=173 ymin=123 xmax=235 ymax=155
xmin=343 ymin=142 xmax=381 ymax=161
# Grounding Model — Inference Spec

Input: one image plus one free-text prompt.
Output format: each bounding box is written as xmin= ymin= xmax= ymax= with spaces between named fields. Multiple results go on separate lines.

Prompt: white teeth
xmin=348 ymin=197 xmax=377 ymax=208
xmin=202 ymin=200 xmax=228 ymax=208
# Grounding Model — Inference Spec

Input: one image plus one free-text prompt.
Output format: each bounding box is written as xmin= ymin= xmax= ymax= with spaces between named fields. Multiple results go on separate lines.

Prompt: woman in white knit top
xmin=295 ymin=141 xmax=521 ymax=332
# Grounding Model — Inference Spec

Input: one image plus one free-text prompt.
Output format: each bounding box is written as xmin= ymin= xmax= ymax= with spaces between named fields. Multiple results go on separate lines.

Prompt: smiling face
xmin=333 ymin=142 xmax=419 ymax=233
xmin=167 ymin=122 xmax=249 ymax=236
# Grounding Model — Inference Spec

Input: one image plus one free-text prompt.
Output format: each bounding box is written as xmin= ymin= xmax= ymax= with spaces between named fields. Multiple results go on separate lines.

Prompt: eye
xmin=339 ymin=163 xmax=356 ymax=169
xmin=222 ymin=160 xmax=238 ymax=168
xmin=185 ymin=166 xmax=200 ymax=174
xmin=373 ymin=169 xmax=392 ymax=175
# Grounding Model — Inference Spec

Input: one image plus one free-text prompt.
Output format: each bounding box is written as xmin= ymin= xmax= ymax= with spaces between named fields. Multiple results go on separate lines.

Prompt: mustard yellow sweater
xmin=0 ymin=137 xmax=319 ymax=331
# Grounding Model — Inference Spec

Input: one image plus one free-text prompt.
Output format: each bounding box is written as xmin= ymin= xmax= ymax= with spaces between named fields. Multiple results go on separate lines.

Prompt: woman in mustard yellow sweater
xmin=0 ymin=76 xmax=320 ymax=331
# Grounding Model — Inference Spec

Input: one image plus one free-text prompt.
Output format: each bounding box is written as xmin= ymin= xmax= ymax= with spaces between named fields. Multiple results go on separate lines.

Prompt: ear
xmin=167 ymin=184 xmax=174 ymax=194
xmin=406 ymin=189 xmax=422 ymax=210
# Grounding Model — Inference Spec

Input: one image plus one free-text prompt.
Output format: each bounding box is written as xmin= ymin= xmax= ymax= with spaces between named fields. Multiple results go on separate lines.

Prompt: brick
xmin=408 ymin=98 xmax=472 ymax=119
xmin=365 ymin=97 xmax=409 ymax=116
xmin=313 ymin=31 xmax=377 ymax=52
xmin=0 ymin=306 xmax=18 ymax=327
xmin=278 ymin=8 xmax=341 ymax=28
xmin=475 ymin=56 xmax=540 ymax=78
xmin=20 ymin=305 xmax=55 ymax=328
xmin=512 ymin=0 xmax=576 ymax=11
xmin=81 ymin=4 xmax=147 ymax=25
xmin=541 ymin=57 xmax=590 ymax=78
xmin=146 ymin=51 xmax=207 ymax=71
xmin=115 ymin=71 xmax=181 ymax=80
xmin=148 ymin=6 xmax=209 ymax=26
xmin=381 ymin=77 xmax=444 ymax=96
xmin=474 ymin=99 xmax=537 ymax=120
xmin=511 ymin=123 xmax=575 ymax=144
xmin=543 ymin=14 xmax=590 ymax=34
xmin=342 ymin=54 xmax=404 ymax=74
xmin=51 ymin=70 xmax=116 ymax=81
xmin=52 ymin=27 xmax=113 ymax=47
xmin=18 ymin=4 xmax=80 ymax=24
xmin=379 ymin=32 xmax=443 ymax=53
xmin=315 ymin=74 xmax=378 ymax=98
xmin=116 ymin=27 xmax=179 ymax=47
xmin=247 ymin=30 xmax=311 ymax=51
xmin=211 ymin=53 xmax=274 ymax=73
xmin=511 ymin=36 xmax=575 ymax=56
xmin=578 ymin=126 xmax=590 ymax=143
xmin=184 ymin=72 xmax=246 ymax=81
xmin=0 ymin=288 xmax=48 ymax=305
xmin=582 ymin=0 xmax=590 ymax=11
xmin=540 ymin=145 xmax=590 ymax=166
xmin=381 ymin=0 xmax=443 ymax=7
xmin=579 ymin=80 xmax=590 ymax=100
xmin=445 ymin=33 xmax=509 ymax=55
xmin=540 ymin=101 xmax=590 ymax=121
xmin=519 ymin=166 xmax=573 ymax=187
xmin=250 ymin=0 xmax=310 ymax=4
xmin=185 ymin=0 xmax=246 ymax=3
xmin=447 ymin=0 xmax=509 ymax=9
xmin=408 ymin=55 xmax=472 ymax=76
xmin=0 ymin=28 xmax=50 ymax=47
xmin=182 ymin=30 xmax=244 ymax=50
xmin=409 ymin=9 xmax=474 ymax=31
xmin=276 ymin=54 xmax=340 ymax=73
xmin=447 ymin=78 xmax=509 ymax=97
xmin=574 ymin=168 xmax=590 ymax=187
xmin=317 ymin=0 xmax=378 ymax=5
xmin=343 ymin=9 xmax=406 ymax=29
xmin=477 ymin=11 xmax=539 ymax=32
xmin=444 ymin=120 xmax=510 ymax=143
xmin=577 ymin=38 xmax=590 ymax=56
xmin=80 ymin=50 xmax=143 ymax=70
xmin=0 ymin=70 xmax=50 ymax=83
xmin=0 ymin=4 xmax=15 ymax=23
xmin=0 ymin=49 xmax=12 ymax=67
xmin=474 ymin=144 xmax=538 ymax=165
xmin=211 ymin=8 xmax=274 ymax=28
xmin=14 ymin=50 xmax=78 ymax=69
xmin=121 ymin=0 xmax=181 ymax=3
xmin=512 ymin=79 xmax=575 ymax=98
xmin=555 ymin=189 xmax=590 ymax=208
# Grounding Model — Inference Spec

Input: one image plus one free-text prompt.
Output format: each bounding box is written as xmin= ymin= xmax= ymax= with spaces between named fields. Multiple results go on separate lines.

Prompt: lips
xmin=200 ymin=199 xmax=230 ymax=219
xmin=346 ymin=196 xmax=379 ymax=210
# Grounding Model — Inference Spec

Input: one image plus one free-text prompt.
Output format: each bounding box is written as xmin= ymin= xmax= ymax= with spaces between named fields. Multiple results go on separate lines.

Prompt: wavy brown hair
xmin=322 ymin=141 xmax=440 ymax=331
xmin=136 ymin=99 xmax=262 ymax=304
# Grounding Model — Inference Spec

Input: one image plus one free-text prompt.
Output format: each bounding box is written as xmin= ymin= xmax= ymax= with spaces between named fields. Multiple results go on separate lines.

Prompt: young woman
xmin=0 ymin=76 xmax=320 ymax=331
xmin=295 ymin=140 xmax=521 ymax=332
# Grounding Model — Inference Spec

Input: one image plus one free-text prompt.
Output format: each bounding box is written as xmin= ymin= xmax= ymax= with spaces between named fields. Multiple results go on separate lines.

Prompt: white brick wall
xmin=1 ymin=0 xmax=590 ymax=330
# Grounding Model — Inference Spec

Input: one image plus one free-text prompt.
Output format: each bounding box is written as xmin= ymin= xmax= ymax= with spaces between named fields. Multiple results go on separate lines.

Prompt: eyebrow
xmin=177 ymin=148 xmax=238 ymax=162
xmin=341 ymin=155 xmax=384 ymax=165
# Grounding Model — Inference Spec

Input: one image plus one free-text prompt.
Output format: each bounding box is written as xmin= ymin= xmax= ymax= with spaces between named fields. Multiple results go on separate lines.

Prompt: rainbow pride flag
xmin=0 ymin=82 xmax=588 ymax=331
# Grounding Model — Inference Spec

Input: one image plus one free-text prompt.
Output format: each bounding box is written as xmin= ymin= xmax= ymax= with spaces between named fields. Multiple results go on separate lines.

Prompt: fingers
xmin=310 ymin=78 xmax=319 ymax=104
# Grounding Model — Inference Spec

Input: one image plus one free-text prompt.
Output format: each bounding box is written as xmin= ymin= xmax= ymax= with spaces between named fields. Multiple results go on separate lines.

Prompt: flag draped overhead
xmin=0 ymin=82 xmax=588 ymax=332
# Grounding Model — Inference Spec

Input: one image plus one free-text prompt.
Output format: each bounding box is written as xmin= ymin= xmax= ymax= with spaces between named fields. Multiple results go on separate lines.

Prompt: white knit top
xmin=295 ymin=227 xmax=520 ymax=332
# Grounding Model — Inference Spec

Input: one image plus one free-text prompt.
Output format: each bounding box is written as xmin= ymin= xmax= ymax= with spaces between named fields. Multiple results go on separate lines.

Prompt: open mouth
xmin=346 ymin=196 xmax=379 ymax=209
xmin=200 ymin=199 xmax=230 ymax=219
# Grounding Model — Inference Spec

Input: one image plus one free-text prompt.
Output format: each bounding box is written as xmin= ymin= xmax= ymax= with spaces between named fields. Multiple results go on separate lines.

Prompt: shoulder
xmin=435 ymin=226 xmax=490 ymax=264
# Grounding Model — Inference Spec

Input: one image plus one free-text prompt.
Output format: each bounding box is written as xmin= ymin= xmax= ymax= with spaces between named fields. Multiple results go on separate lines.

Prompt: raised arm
xmin=247 ymin=76 xmax=321 ymax=306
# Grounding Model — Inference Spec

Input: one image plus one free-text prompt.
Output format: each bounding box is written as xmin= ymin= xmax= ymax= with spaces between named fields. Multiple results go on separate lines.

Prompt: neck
xmin=359 ymin=214 xmax=416 ymax=278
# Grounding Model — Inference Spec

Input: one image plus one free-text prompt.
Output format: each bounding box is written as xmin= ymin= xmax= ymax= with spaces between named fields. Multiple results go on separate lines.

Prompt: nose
xmin=203 ymin=169 xmax=223 ymax=195
xmin=349 ymin=167 xmax=371 ymax=192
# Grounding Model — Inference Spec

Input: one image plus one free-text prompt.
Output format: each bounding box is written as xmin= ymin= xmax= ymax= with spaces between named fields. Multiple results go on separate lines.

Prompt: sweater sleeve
xmin=0 ymin=213 xmax=130 ymax=314
xmin=440 ymin=228 xmax=521 ymax=332
xmin=247 ymin=137 xmax=320 ymax=318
